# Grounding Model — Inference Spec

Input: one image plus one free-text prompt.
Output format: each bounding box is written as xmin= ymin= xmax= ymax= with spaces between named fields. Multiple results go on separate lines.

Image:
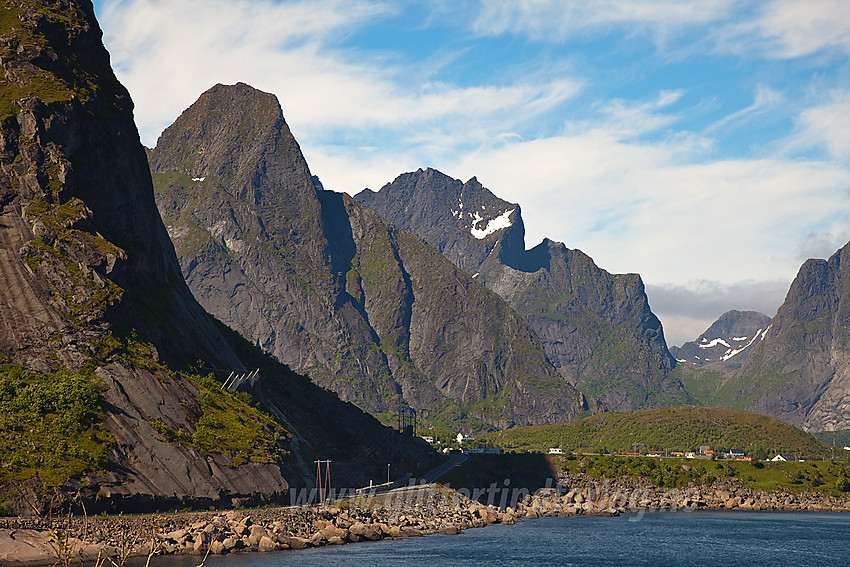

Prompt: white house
xmin=770 ymin=454 xmax=797 ymax=462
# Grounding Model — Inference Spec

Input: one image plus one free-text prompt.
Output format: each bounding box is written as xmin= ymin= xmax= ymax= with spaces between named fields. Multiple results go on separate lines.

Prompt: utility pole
xmin=314 ymin=460 xmax=332 ymax=505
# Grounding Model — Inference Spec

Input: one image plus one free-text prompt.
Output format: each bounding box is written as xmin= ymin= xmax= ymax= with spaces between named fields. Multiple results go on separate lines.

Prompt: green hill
xmin=485 ymin=405 xmax=832 ymax=459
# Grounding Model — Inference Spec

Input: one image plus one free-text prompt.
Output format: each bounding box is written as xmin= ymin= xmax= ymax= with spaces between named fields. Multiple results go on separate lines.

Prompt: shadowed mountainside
xmin=0 ymin=0 xmax=416 ymax=515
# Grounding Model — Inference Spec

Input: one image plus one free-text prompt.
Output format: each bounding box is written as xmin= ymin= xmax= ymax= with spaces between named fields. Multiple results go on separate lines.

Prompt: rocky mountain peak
xmin=672 ymin=310 xmax=772 ymax=370
xmin=356 ymin=168 xmax=526 ymax=274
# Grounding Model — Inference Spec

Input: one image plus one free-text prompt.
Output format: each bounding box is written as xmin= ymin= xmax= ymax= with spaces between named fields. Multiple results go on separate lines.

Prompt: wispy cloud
xmin=704 ymin=84 xmax=783 ymax=135
xmin=470 ymin=0 xmax=737 ymax=44
xmin=781 ymin=90 xmax=850 ymax=159
xmin=749 ymin=0 xmax=850 ymax=58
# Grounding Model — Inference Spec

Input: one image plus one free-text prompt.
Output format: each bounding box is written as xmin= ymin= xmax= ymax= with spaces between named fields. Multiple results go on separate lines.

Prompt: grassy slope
xmin=484 ymin=405 xmax=831 ymax=459
xmin=443 ymin=453 xmax=850 ymax=496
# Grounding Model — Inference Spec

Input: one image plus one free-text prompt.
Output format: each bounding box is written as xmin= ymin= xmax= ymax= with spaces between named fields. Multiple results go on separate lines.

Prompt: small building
xmin=699 ymin=445 xmax=711 ymax=454
xmin=456 ymin=433 xmax=475 ymax=444
xmin=647 ymin=450 xmax=664 ymax=457
xmin=770 ymin=454 xmax=797 ymax=462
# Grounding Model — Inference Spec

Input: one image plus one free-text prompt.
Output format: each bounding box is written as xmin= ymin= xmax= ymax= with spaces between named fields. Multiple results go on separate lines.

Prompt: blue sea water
xmin=150 ymin=512 xmax=850 ymax=567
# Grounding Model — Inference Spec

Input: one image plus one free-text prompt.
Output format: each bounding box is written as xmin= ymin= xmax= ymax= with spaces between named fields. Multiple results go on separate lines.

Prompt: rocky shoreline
xmin=1 ymin=478 xmax=848 ymax=566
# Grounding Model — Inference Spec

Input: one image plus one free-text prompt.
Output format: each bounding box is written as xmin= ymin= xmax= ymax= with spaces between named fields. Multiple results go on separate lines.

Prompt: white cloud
xmin=99 ymin=0 xmax=582 ymax=148
xmin=751 ymin=0 xmax=850 ymax=58
xmin=448 ymin=128 xmax=850 ymax=288
xmin=783 ymin=90 xmax=850 ymax=160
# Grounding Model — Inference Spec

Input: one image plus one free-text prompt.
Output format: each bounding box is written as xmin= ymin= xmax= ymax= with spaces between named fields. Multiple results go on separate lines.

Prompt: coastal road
xmin=418 ymin=454 xmax=469 ymax=484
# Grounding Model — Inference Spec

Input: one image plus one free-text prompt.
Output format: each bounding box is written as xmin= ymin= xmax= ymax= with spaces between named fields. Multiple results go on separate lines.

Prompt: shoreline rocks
xmin=2 ymin=478 xmax=848 ymax=566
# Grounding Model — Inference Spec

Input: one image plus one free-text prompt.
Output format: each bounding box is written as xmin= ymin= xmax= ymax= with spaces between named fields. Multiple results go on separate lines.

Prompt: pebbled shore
xmin=2 ymin=478 xmax=849 ymax=566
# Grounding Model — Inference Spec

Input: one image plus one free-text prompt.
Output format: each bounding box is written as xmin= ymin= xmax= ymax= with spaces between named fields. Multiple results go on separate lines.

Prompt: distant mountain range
xmin=150 ymin=84 xmax=591 ymax=433
xmin=357 ymin=169 xmax=689 ymax=411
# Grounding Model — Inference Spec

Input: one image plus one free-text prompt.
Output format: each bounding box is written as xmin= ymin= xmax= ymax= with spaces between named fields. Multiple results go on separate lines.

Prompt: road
xmin=418 ymin=453 xmax=469 ymax=484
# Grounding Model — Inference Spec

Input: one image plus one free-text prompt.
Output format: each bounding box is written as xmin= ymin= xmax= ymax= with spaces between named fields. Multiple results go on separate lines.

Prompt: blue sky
xmin=93 ymin=0 xmax=850 ymax=346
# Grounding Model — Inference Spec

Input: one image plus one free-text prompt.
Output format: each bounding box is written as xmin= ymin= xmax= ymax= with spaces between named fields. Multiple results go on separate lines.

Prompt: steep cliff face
xmin=730 ymin=243 xmax=850 ymax=431
xmin=151 ymin=84 xmax=589 ymax=432
xmin=356 ymin=170 xmax=687 ymax=410
xmin=0 ymin=0 xmax=412 ymax=514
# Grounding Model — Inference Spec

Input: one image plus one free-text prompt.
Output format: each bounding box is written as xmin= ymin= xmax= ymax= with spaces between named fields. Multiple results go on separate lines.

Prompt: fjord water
xmin=152 ymin=512 xmax=850 ymax=567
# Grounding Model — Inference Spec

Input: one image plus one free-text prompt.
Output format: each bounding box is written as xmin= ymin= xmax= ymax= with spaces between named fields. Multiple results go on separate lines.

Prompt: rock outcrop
xmin=356 ymin=169 xmax=687 ymax=410
xmin=0 ymin=0 xmax=416 ymax=514
xmin=150 ymin=84 xmax=590 ymax=432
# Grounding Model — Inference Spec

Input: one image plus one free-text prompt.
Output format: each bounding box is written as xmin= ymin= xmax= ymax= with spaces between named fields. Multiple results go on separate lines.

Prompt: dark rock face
xmin=356 ymin=169 xmax=526 ymax=274
xmin=356 ymin=170 xmax=687 ymax=410
xmin=732 ymin=243 xmax=850 ymax=431
xmin=151 ymin=84 xmax=589 ymax=432
xmin=674 ymin=310 xmax=771 ymax=371
xmin=0 ymin=0 xmax=414 ymax=513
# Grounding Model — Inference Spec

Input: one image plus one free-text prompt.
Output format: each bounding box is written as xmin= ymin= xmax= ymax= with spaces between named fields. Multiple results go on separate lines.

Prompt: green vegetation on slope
xmin=0 ymin=364 xmax=112 ymax=486
xmin=813 ymin=430 xmax=850 ymax=449
xmin=444 ymin=453 xmax=850 ymax=497
xmin=484 ymin=405 xmax=831 ymax=459
xmin=560 ymin=454 xmax=850 ymax=493
xmin=0 ymin=1 xmax=119 ymax=120
xmin=156 ymin=371 xmax=289 ymax=468
xmin=0 ymin=331 xmax=291 ymax=490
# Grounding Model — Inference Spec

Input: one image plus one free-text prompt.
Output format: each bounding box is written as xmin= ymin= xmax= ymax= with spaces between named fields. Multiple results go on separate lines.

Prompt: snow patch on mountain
xmin=470 ymin=208 xmax=515 ymax=240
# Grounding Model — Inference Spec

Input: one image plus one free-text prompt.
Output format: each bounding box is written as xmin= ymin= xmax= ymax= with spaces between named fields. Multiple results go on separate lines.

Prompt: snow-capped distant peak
xmin=470 ymin=208 xmax=515 ymax=240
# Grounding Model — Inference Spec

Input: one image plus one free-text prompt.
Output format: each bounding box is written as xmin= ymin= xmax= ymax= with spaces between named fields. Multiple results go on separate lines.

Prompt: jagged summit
xmin=357 ymin=168 xmax=526 ymax=273
xmin=152 ymin=83 xmax=590 ymax=433
xmin=672 ymin=310 xmax=771 ymax=370
xmin=356 ymin=169 xmax=687 ymax=411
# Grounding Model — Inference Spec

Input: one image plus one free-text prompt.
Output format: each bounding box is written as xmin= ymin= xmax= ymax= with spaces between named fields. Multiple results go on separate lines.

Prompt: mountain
xmin=150 ymin=84 xmax=590 ymax=433
xmin=356 ymin=169 xmax=688 ymax=410
xmin=0 ymin=0 xmax=416 ymax=515
xmin=671 ymin=310 xmax=771 ymax=370
xmin=729 ymin=242 xmax=850 ymax=432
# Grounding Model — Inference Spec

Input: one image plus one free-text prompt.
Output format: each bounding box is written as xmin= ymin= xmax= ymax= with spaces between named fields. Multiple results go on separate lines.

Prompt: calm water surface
xmin=150 ymin=512 xmax=850 ymax=567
